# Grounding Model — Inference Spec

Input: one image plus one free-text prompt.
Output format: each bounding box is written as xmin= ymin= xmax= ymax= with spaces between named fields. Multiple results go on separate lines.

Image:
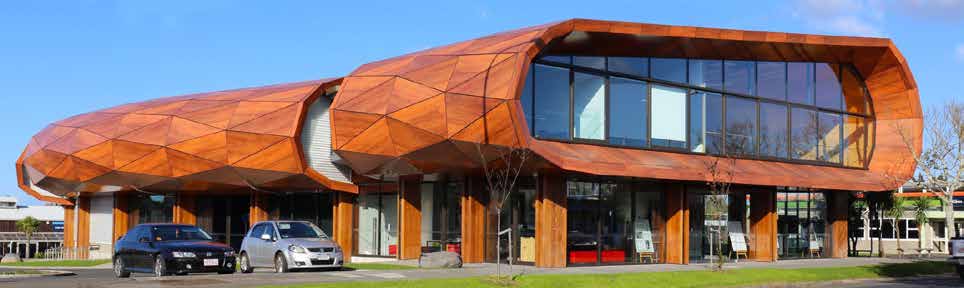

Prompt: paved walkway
xmin=0 ymin=257 xmax=951 ymax=288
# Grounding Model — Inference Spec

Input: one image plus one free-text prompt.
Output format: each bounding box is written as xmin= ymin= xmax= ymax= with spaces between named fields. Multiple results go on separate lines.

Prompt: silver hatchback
xmin=239 ymin=221 xmax=343 ymax=273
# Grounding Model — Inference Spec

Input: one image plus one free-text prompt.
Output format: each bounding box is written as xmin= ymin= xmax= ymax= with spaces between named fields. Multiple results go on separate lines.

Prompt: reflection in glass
xmin=788 ymin=62 xmax=814 ymax=105
xmin=533 ymin=64 xmax=570 ymax=140
xmin=815 ymin=64 xmax=842 ymax=110
xmin=573 ymin=72 xmax=606 ymax=140
xmin=791 ymin=108 xmax=818 ymax=160
xmin=540 ymin=55 xmax=571 ymax=64
xmin=574 ymin=56 xmax=606 ymax=70
xmin=609 ymin=77 xmax=647 ymax=147
xmin=757 ymin=62 xmax=786 ymax=101
xmin=689 ymin=60 xmax=723 ymax=90
xmin=689 ymin=91 xmax=723 ymax=154
xmin=651 ymin=85 xmax=687 ymax=149
xmin=521 ymin=68 xmax=534 ymax=133
xmin=840 ymin=67 xmax=868 ymax=115
xmin=566 ymin=180 xmax=664 ymax=265
xmin=651 ymin=58 xmax=687 ymax=83
xmin=843 ymin=115 xmax=868 ymax=167
xmin=817 ymin=112 xmax=842 ymax=164
xmin=724 ymin=61 xmax=755 ymax=95
xmin=608 ymin=57 xmax=648 ymax=77
xmin=777 ymin=191 xmax=826 ymax=259
xmin=725 ymin=96 xmax=757 ymax=155
xmin=759 ymin=102 xmax=789 ymax=158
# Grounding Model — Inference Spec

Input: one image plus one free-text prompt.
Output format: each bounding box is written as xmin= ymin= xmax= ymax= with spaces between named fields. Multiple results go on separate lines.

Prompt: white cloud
xmin=956 ymin=43 xmax=964 ymax=62
xmin=794 ymin=0 xmax=887 ymax=36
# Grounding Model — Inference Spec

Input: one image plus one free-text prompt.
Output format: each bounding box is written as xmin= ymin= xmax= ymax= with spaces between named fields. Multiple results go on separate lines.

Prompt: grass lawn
xmin=0 ymin=259 xmax=111 ymax=267
xmin=344 ymin=263 xmax=417 ymax=270
xmin=262 ymin=261 xmax=953 ymax=288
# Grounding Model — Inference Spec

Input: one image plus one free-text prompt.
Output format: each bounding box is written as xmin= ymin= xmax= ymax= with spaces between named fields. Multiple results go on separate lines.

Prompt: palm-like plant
xmin=884 ymin=193 xmax=906 ymax=258
xmin=16 ymin=216 xmax=41 ymax=259
xmin=912 ymin=196 xmax=934 ymax=255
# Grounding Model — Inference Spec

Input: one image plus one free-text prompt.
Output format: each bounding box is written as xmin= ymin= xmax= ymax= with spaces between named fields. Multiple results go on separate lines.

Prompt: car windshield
xmin=277 ymin=222 xmax=328 ymax=239
xmin=152 ymin=226 xmax=213 ymax=241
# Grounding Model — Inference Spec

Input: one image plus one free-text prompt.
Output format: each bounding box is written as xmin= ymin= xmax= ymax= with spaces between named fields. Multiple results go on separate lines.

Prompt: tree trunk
xmin=944 ymin=201 xmax=956 ymax=241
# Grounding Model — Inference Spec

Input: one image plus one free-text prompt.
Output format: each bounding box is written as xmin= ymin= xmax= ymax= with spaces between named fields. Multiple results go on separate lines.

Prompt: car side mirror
xmin=260 ymin=234 xmax=272 ymax=241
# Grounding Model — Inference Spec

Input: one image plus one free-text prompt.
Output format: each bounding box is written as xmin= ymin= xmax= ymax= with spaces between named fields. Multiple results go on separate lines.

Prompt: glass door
xmin=777 ymin=191 xmax=827 ymax=259
xmin=356 ymin=188 xmax=399 ymax=257
xmin=566 ymin=180 xmax=664 ymax=265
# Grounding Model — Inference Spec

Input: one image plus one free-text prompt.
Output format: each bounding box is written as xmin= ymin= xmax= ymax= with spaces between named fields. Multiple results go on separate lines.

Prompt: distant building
xmin=0 ymin=196 xmax=63 ymax=258
xmin=851 ymin=184 xmax=964 ymax=256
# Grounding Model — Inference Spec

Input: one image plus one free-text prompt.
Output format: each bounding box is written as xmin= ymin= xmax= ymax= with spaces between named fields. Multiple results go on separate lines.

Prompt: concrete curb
xmin=0 ymin=269 xmax=76 ymax=279
xmin=0 ymin=264 xmax=111 ymax=270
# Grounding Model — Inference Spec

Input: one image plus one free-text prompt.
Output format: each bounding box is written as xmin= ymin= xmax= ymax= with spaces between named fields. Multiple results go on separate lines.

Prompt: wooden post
xmin=534 ymin=172 xmax=566 ymax=268
xmin=173 ymin=193 xmax=197 ymax=225
xmin=76 ymin=195 xmax=91 ymax=259
xmin=63 ymin=202 xmax=75 ymax=249
xmin=827 ymin=192 xmax=849 ymax=258
xmin=332 ymin=192 xmax=356 ymax=263
xmin=664 ymin=184 xmax=687 ymax=264
xmin=113 ymin=193 xmax=129 ymax=245
xmin=749 ymin=190 xmax=777 ymax=262
xmin=398 ymin=174 xmax=422 ymax=260
xmin=461 ymin=177 xmax=487 ymax=263
xmin=249 ymin=190 xmax=268 ymax=228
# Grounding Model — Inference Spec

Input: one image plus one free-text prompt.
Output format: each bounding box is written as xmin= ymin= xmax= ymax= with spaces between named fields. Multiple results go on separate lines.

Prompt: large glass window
xmin=533 ymin=64 xmax=570 ymax=140
xmin=759 ymin=103 xmax=789 ymax=158
xmin=421 ymin=181 xmax=462 ymax=254
xmin=651 ymin=58 xmax=687 ymax=83
xmin=777 ymin=190 xmax=827 ymax=259
xmin=609 ymin=77 xmax=647 ymax=147
xmin=791 ymin=108 xmax=818 ymax=161
xmin=757 ymin=62 xmax=786 ymax=101
xmin=815 ymin=63 xmax=842 ymax=110
xmin=724 ymin=61 xmax=755 ymax=95
xmin=788 ymin=62 xmax=814 ymax=105
xmin=527 ymin=56 xmax=872 ymax=167
xmin=689 ymin=60 xmax=723 ymax=90
xmin=567 ymin=180 xmax=664 ymax=265
xmin=608 ymin=57 xmax=648 ymax=77
xmin=689 ymin=91 xmax=723 ymax=154
xmin=725 ymin=96 xmax=757 ymax=155
xmin=651 ymin=85 xmax=687 ymax=149
xmin=817 ymin=112 xmax=843 ymax=164
xmin=573 ymin=72 xmax=606 ymax=140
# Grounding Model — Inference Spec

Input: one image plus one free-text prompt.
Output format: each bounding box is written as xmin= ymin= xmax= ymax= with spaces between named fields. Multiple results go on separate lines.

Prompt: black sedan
xmin=113 ymin=224 xmax=236 ymax=277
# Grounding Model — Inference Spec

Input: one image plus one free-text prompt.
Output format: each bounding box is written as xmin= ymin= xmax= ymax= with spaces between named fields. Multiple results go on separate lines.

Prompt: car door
xmin=116 ymin=227 xmax=138 ymax=270
xmin=259 ymin=223 xmax=278 ymax=266
xmin=246 ymin=223 xmax=265 ymax=266
xmin=134 ymin=227 xmax=154 ymax=270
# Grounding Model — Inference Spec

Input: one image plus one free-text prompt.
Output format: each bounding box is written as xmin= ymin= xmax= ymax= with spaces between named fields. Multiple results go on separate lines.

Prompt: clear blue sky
xmin=2 ymin=1 xmax=961 ymax=205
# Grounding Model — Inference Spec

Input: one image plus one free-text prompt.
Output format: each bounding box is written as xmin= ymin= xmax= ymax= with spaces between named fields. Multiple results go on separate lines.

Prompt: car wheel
xmin=274 ymin=252 xmax=288 ymax=273
xmin=154 ymin=256 xmax=169 ymax=277
xmin=240 ymin=252 xmax=254 ymax=273
xmin=113 ymin=257 xmax=130 ymax=278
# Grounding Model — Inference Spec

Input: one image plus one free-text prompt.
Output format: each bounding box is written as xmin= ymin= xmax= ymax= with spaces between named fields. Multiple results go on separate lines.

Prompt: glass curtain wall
xmin=421 ymin=181 xmax=462 ymax=254
xmin=687 ymin=186 xmax=749 ymax=263
xmin=776 ymin=190 xmax=828 ymax=259
xmin=129 ymin=194 xmax=174 ymax=225
xmin=485 ymin=177 xmax=536 ymax=264
xmin=520 ymin=56 xmax=872 ymax=168
xmin=566 ymin=179 xmax=664 ymax=265
xmin=356 ymin=184 xmax=399 ymax=257
xmin=264 ymin=193 xmax=334 ymax=235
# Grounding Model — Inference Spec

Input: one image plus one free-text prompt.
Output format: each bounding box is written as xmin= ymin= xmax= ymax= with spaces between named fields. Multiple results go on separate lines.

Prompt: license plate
xmin=203 ymin=258 xmax=219 ymax=266
xmin=314 ymin=254 xmax=330 ymax=261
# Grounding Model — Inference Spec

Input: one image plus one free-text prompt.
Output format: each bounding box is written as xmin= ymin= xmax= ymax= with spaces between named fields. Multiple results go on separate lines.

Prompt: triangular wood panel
xmin=388 ymin=94 xmax=446 ymax=137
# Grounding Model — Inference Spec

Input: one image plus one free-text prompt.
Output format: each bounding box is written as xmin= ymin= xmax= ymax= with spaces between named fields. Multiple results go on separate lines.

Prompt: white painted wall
xmin=88 ymin=194 xmax=114 ymax=245
xmin=301 ymin=96 xmax=352 ymax=183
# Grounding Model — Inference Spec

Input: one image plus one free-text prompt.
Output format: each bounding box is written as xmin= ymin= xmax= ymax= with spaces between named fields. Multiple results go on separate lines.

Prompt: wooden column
xmin=461 ymin=177 xmax=487 ymax=263
xmin=173 ymin=193 xmax=197 ymax=225
xmin=63 ymin=203 xmax=75 ymax=248
xmin=332 ymin=191 xmax=356 ymax=262
xmin=398 ymin=175 xmax=422 ymax=260
xmin=249 ymin=191 xmax=268 ymax=228
xmin=77 ymin=195 xmax=91 ymax=259
xmin=664 ymin=184 xmax=687 ymax=264
xmin=113 ymin=193 xmax=130 ymax=244
xmin=749 ymin=190 xmax=777 ymax=262
xmin=827 ymin=192 xmax=849 ymax=258
xmin=534 ymin=172 xmax=566 ymax=268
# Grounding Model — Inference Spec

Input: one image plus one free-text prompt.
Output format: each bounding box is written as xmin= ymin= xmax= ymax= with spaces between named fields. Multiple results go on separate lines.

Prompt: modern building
xmin=0 ymin=196 xmax=64 ymax=258
xmin=15 ymin=19 xmax=922 ymax=267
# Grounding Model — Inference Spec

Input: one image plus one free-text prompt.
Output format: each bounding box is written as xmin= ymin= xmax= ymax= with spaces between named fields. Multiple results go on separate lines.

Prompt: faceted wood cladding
xmin=17 ymin=79 xmax=357 ymax=200
xmin=330 ymin=18 xmax=921 ymax=191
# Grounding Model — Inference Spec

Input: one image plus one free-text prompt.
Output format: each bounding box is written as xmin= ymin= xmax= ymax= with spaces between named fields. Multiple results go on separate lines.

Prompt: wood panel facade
xmin=827 ymin=192 xmax=850 ymax=258
xmin=749 ymin=190 xmax=777 ymax=262
xmin=398 ymin=174 xmax=422 ymax=260
xmin=460 ymin=177 xmax=487 ymax=263
xmin=534 ymin=173 xmax=566 ymax=268
xmin=76 ymin=195 xmax=91 ymax=258
xmin=112 ymin=193 xmax=129 ymax=244
xmin=249 ymin=191 xmax=268 ymax=228
xmin=173 ymin=193 xmax=197 ymax=225
xmin=63 ymin=203 xmax=75 ymax=248
xmin=664 ymin=185 xmax=687 ymax=264
xmin=332 ymin=191 xmax=356 ymax=262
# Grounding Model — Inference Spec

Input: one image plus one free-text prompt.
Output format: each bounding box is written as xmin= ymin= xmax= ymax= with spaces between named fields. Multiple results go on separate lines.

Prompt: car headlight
xmin=288 ymin=245 xmax=306 ymax=253
xmin=224 ymin=250 xmax=235 ymax=257
xmin=172 ymin=251 xmax=196 ymax=258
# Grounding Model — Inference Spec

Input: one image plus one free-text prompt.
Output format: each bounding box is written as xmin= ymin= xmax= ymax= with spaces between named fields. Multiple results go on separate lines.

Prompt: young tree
xmin=702 ymin=150 xmax=736 ymax=271
xmin=475 ymin=143 xmax=530 ymax=279
xmin=912 ymin=196 xmax=934 ymax=254
xmin=895 ymin=100 xmax=963 ymax=243
xmin=884 ymin=192 xmax=906 ymax=257
xmin=16 ymin=216 xmax=41 ymax=259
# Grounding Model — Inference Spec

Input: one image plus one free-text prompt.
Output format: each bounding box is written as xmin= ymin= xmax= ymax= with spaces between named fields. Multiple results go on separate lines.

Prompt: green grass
xmin=0 ymin=259 xmax=111 ymax=267
xmin=344 ymin=263 xmax=417 ymax=270
xmin=261 ymin=261 xmax=953 ymax=288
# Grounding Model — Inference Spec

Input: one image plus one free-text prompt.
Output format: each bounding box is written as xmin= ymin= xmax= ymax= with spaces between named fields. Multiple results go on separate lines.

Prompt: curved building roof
xmin=17 ymin=19 xmax=923 ymax=204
